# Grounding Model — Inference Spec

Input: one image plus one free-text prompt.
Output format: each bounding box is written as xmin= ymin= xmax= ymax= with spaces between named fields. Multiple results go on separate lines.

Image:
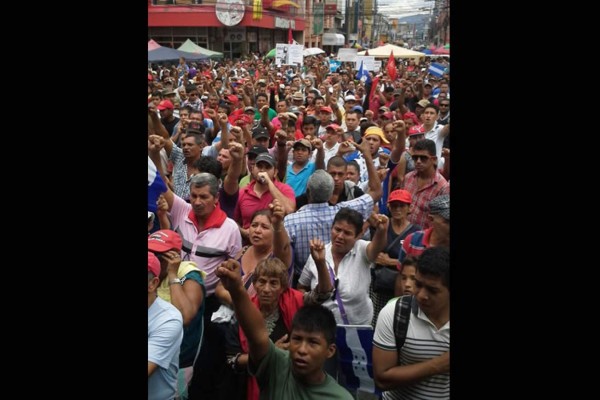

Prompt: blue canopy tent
xmin=148 ymin=47 xmax=209 ymax=62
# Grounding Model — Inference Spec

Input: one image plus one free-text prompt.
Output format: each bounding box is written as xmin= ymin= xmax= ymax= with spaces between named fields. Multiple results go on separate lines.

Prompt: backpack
xmin=393 ymin=295 xmax=414 ymax=352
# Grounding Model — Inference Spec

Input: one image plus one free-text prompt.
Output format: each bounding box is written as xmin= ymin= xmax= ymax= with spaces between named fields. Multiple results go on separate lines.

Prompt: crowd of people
xmin=147 ymin=50 xmax=450 ymax=400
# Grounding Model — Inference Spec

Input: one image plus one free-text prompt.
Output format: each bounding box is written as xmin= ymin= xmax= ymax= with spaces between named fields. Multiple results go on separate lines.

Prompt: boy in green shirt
xmin=217 ymin=259 xmax=353 ymax=399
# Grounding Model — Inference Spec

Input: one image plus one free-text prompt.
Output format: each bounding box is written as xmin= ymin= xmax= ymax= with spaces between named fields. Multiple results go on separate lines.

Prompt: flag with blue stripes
xmin=428 ymin=62 xmax=445 ymax=77
xmin=336 ymin=324 xmax=380 ymax=395
xmin=356 ymin=61 xmax=371 ymax=84
xmin=148 ymin=156 xmax=167 ymax=213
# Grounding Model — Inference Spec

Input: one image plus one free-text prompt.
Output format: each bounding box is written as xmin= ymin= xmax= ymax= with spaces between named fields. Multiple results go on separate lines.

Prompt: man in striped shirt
xmin=372 ymin=246 xmax=450 ymax=399
xmin=400 ymin=139 xmax=449 ymax=230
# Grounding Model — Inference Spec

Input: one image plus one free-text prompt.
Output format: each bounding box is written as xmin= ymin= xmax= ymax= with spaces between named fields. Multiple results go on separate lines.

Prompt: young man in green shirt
xmin=216 ymin=259 xmax=353 ymax=399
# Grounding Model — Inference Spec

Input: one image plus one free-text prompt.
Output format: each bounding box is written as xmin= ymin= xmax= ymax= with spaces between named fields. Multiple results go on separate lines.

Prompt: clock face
xmin=215 ymin=0 xmax=245 ymax=27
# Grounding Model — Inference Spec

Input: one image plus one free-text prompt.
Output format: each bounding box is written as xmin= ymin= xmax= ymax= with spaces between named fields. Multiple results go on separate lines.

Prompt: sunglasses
xmin=411 ymin=154 xmax=431 ymax=162
xmin=439 ymin=104 xmax=449 ymax=107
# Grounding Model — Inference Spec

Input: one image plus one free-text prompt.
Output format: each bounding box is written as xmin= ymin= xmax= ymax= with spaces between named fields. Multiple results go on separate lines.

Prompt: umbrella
xmin=433 ymin=46 xmax=449 ymax=55
xmin=265 ymin=48 xmax=276 ymax=58
xmin=303 ymin=47 xmax=325 ymax=57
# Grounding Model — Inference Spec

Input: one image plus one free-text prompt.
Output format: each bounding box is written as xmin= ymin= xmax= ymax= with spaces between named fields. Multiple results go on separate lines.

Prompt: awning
xmin=322 ymin=33 xmax=345 ymax=46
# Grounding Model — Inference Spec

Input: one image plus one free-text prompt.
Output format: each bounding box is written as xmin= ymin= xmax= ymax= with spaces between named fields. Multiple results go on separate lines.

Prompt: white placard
xmin=354 ymin=56 xmax=376 ymax=71
xmin=276 ymin=43 xmax=288 ymax=67
xmin=287 ymin=44 xmax=304 ymax=66
xmin=337 ymin=48 xmax=358 ymax=62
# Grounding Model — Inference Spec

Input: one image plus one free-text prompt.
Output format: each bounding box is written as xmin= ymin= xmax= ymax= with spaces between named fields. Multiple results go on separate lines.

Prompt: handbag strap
xmin=326 ymin=261 xmax=349 ymax=324
xmin=385 ymin=223 xmax=414 ymax=254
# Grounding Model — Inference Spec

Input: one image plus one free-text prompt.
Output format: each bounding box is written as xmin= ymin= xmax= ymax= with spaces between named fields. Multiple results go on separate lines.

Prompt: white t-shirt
xmin=423 ymin=122 xmax=446 ymax=170
xmin=299 ymin=240 xmax=373 ymax=325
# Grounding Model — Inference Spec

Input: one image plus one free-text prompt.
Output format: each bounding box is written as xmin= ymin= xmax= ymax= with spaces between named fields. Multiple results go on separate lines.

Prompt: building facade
xmin=148 ymin=0 xmax=306 ymax=58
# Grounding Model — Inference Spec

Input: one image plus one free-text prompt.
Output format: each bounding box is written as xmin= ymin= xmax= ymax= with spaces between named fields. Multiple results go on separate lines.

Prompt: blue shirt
xmin=286 ymin=162 xmax=316 ymax=197
xmin=148 ymin=297 xmax=183 ymax=400
xmin=284 ymin=194 xmax=374 ymax=277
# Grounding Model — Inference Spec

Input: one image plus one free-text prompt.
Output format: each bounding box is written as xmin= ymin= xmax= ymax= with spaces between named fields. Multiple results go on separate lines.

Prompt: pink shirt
xmin=170 ymin=195 xmax=242 ymax=296
xmin=234 ymin=180 xmax=296 ymax=229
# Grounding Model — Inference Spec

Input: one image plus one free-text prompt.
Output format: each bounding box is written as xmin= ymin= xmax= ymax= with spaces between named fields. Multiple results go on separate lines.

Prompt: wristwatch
xmin=168 ymin=278 xmax=182 ymax=286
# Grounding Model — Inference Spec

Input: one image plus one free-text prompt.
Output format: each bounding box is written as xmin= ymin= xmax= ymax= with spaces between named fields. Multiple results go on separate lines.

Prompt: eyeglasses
xmin=411 ymin=154 xmax=431 ymax=162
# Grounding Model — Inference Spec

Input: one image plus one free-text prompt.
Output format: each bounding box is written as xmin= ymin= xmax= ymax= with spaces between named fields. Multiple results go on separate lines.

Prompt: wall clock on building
xmin=215 ymin=0 xmax=246 ymax=27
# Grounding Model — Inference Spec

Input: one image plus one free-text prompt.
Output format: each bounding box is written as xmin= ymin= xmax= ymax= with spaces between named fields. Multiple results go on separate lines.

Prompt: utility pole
xmin=360 ymin=0 xmax=365 ymax=46
xmin=371 ymin=0 xmax=377 ymax=46
xmin=345 ymin=0 xmax=350 ymax=45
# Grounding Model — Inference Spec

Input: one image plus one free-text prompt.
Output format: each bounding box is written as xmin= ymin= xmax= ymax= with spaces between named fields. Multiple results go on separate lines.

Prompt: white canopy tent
xmin=358 ymin=44 xmax=425 ymax=59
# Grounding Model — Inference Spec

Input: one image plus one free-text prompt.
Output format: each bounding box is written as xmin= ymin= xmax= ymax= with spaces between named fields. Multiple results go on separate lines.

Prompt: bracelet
xmin=227 ymin=353 xmax=244 ymax=372
xmin=169 ymin=278 xmax=182 ymax=286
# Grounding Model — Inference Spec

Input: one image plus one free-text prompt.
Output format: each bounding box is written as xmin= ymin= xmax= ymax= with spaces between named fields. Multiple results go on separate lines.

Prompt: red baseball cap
xmin=402 ymin=112 xmax=420 ymax=126
xmin=408 ymin=125 xmax=425 ymax=136
xmin=319 ymin=106 xmax=333 ymax=113
xmin=382 ymin=111 xmax=395 ymax=120
xmin=326 ymin=123 xmax=341 ymax=131
xmin=157 ymin=100 xmax=174 ymax=111
xmin=148 ymin=230 xmax=183 ymax=253
xmin=148 ymin=252 xmax=161 ymax=277
xmin=388 ymin=189 xmax=412 ymax=204
xmin=226 ymin=94 xmax=239 ymax=105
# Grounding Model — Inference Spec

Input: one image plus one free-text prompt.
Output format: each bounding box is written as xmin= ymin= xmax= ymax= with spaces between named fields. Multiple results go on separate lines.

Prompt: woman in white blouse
xmin=297 ymin=207 xmax=389 ymax=325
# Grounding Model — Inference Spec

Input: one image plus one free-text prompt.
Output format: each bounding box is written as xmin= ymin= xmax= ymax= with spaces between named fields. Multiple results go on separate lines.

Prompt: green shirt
xmin=249 ymin=341 xmax=353 ymax=399
xmin=239 ymin=174 xmax=251 ymax=189
xmin=254 ymin=108 xmax=277 ymax=122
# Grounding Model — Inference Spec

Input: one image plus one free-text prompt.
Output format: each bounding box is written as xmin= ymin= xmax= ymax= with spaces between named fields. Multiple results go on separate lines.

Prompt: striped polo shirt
xmin=373 ymin=299 xmax=450 ymax=400
xmin=170 ymin=195 xmax=242 ymax=296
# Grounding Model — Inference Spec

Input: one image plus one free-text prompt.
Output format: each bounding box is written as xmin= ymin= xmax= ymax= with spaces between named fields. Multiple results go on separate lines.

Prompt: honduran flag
xmin=428 ymin=62 xmax=445 ymax=78
xmin=335 ymin=324 xmax=380 ymax=395
xmin=356 ymin=61 xmax=371 ymax=85
xmin=148 ymin=156 xmax=167 ymax=214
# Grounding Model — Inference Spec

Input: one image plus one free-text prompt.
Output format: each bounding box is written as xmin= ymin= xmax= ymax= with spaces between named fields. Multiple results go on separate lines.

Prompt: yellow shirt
xmin=157 ymin=261 xmax=205 ymax=303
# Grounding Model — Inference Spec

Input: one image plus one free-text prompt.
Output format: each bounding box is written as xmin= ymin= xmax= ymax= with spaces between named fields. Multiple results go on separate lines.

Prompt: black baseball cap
xmin=247 ymin=145 xmax=268 ymax=157
xmin=252 ymin=127 xmax=270 ymax=140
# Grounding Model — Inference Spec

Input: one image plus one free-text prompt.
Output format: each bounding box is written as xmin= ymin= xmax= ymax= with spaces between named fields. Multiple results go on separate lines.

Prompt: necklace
xmin=264 ymin=308 xmax=280 ymax=335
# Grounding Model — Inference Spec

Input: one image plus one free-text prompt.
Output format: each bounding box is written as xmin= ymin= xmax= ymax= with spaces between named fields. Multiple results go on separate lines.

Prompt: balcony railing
xmin=150 ymin=0 xmax=302 ymax=17
xmin=151 ymin=1 xmax=218 ymax=5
